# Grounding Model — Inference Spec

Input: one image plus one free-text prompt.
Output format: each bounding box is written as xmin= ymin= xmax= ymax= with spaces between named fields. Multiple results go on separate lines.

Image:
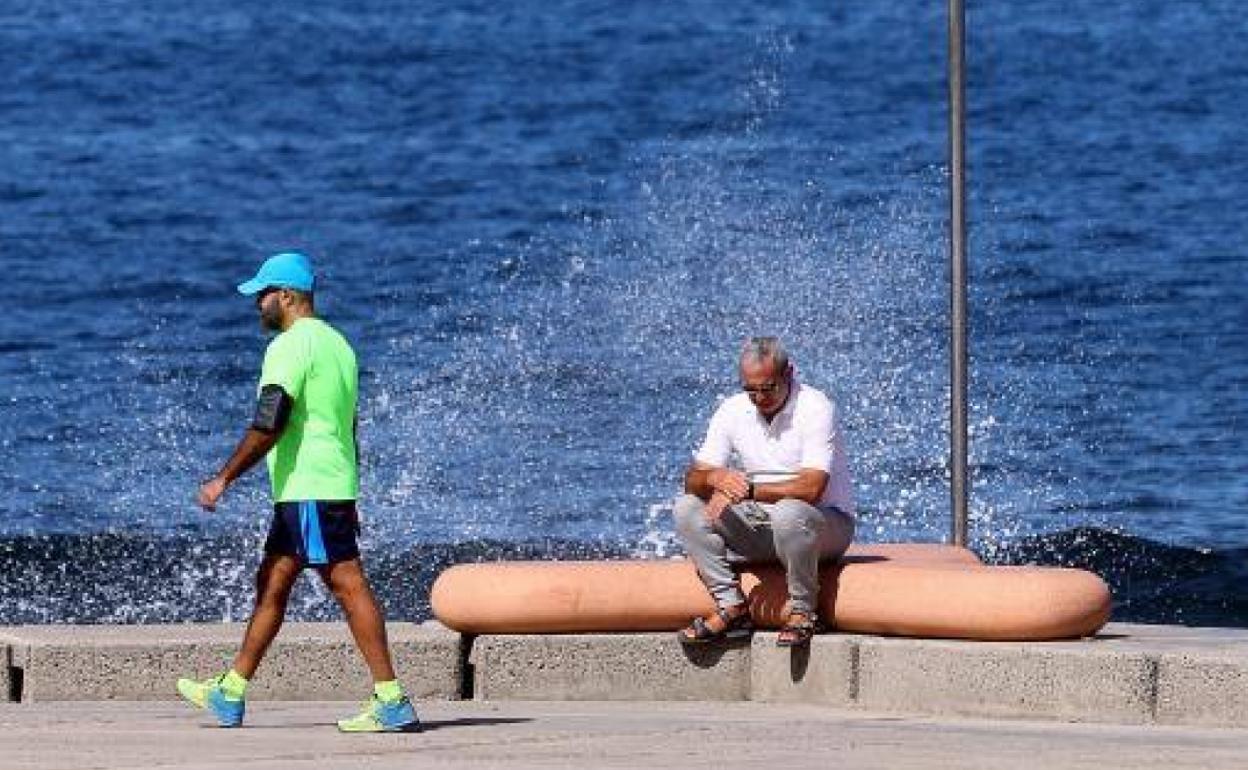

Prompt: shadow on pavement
xmin=420 ymin=717 xmax=534 ymax=731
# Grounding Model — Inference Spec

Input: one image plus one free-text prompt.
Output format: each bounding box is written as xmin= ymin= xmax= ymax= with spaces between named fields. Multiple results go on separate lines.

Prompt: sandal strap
xmin=690 ymin=616 xmax=712 ymax=638
xmin=682 ymin=606 xmax=752 ymax=643
xmin=720 ymin=606 xmax=753 ymax=630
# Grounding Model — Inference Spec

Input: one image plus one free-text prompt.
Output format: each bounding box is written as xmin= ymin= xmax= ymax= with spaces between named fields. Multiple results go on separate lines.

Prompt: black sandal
xmin=678 ymin=606 xmax=753 ymax=645
xmin=776 ymin=612 xmax=819 ymax=648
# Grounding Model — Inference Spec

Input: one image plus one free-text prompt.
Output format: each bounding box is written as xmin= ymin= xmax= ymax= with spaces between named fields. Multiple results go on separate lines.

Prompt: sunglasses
xmin=742 ymin=381 xmax=783 ymax=395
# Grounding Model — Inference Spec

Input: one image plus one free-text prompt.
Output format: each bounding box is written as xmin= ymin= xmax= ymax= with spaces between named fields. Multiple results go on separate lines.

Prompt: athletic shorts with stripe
xmin=263 ymin=500 xmax=360 ymax=566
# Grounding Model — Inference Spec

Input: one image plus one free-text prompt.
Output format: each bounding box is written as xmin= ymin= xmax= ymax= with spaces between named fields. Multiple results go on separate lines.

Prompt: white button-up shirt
xmin=693 ymin=380 xmax=855 ymax=516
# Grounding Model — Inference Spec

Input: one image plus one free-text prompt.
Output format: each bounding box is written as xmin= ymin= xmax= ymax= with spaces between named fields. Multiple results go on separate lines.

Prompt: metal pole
xmin=948 ymin=0 xmax=970 ymax=547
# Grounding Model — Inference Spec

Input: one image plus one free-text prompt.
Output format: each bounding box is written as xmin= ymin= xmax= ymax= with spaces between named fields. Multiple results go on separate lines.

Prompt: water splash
xmin=7 ymin=14 xmax=1222 ymax=627
xmin=348 ymin=30 xmax=1021 ymax=556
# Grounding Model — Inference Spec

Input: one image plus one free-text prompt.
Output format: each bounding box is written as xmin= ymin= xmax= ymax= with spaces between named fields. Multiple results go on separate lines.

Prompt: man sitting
xmin=674 ymin=336 xmax=856 ymax=647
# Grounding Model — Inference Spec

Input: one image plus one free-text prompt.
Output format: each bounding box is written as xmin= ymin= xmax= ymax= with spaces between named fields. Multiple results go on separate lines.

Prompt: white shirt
xmin=693 ymin=380 xmax=855 ymax=516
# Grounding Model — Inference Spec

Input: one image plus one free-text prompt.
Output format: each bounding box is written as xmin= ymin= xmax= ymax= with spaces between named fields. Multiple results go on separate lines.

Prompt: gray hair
xmin=740 ymin=336 xmax=790 ymax=373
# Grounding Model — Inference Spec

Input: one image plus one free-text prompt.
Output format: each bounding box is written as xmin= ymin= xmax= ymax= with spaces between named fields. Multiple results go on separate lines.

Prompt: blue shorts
xmin=263 ymin=501 xmax=360 ymax=567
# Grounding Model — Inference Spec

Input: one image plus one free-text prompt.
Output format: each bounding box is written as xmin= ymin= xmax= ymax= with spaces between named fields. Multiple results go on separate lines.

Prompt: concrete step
xmin=0 ymin=622 xmax=463 ymax=703
xmin=469 ymin=623 xmax=1248 ymax=728
xmin=470 ymin=632 xmax=752 ymax=701
xmin=2 ymin=622 xmax=1247 ymax=728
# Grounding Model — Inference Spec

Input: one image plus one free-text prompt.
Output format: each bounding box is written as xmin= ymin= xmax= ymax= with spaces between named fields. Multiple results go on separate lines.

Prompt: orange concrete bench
xmin=432 ymin=543 xmax=1111 ymax=641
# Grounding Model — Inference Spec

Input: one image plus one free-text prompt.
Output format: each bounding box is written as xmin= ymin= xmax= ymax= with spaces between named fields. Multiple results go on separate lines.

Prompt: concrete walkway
xmin=3 ymin=700 xmax=1247 ymax=769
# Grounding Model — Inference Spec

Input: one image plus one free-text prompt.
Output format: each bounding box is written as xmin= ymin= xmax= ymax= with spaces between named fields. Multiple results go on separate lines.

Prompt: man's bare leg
xmin=232 ymin=553 xmax=301 ymax=679
xmin=318 ymin=557 xmax=397 ymax=682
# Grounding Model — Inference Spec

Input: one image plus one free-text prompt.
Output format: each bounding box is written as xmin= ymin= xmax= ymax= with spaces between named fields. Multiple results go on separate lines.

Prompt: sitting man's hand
xmin=709 ymin=468 xmax=749 ymax=503
xmin=704 ymin=490 xmax=734 ymax=522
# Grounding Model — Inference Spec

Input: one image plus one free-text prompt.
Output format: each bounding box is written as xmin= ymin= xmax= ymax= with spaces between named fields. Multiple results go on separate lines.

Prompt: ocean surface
xmin=1 ymin=0 xmax=1244 ymax=626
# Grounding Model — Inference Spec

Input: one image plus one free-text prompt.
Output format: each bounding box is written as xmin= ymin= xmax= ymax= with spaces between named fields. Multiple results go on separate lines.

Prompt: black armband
xmin=251 ymin=385 xmax=293 ymax=435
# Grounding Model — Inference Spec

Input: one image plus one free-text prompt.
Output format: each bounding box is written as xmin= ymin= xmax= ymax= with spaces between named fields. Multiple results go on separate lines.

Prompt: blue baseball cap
xmin=237 ymin=251 xmax=316 ymax=295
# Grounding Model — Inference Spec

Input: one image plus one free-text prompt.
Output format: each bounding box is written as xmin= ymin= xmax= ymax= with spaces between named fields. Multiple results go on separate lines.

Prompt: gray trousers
xmin=672 ymin=493 xmax=855 ymax=617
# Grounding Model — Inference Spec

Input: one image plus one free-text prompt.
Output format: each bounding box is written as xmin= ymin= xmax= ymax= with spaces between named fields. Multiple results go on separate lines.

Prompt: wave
xmin=1 ymin=527 xmax=1243 ymax=628
xmin=982 ymin=527 xmax=1248 ymax=629
xmin=0 ymin=532 xmax=628 ymax=625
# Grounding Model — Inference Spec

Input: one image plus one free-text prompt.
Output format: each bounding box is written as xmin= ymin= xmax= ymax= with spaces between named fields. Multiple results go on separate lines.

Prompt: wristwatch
xmin=745 ymin=481 xmax=755 ymax=500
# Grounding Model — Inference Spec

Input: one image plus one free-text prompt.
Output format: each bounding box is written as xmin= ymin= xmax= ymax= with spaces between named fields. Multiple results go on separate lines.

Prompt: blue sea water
xmin=0 ymin=0 xmax=1244 ymax=624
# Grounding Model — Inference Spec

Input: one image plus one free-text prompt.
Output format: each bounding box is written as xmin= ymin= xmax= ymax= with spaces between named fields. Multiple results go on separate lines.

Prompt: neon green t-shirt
xmin=258 ymin=317 xmax=359 ymax=502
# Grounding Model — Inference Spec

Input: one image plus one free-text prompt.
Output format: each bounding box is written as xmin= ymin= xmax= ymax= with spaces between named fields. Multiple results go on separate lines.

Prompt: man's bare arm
xmin=197 ymin=385 xmax=292 ymax=511
xmin=750 ymin=468 xmax=828 ymax=507
xmin=684 ymin=462 xmax=749 ymax=502
xmin=197 ymin=429 xmax=280 ymax=511
xmin=216 ymin=429 xmax=280 ymax=485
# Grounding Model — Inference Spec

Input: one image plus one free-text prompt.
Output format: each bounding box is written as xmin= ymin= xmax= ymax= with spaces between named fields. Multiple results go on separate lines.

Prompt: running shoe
xmin=336 ymin=695 xmax=422 ymax=733
xmin=176 ymin=673 xmax=246 ymax=727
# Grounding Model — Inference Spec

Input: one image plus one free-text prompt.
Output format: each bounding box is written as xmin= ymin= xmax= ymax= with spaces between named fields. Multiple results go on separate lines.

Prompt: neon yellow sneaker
xmin=176 ymin=674 xmax=246 ymax=727
xmin=337 ymin=695 xmax=421 ymax=733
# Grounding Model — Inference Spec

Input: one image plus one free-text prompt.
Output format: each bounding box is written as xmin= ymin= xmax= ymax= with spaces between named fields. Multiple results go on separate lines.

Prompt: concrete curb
xmin=1 ymin=641 xmax=10 ymax=703
xmin=0 ymin=622 xmax=462 ymax=703
xmin=468 ymin=623 xmax=1248 ymax=728
xmin=854 ymin=636 xmax=1157 ymax=724
xmin=748 ymin=633 xmax=856 ymax=706
xmin=3 ymin=622 xmax=1248 ymax=728
xmin=470 ymin=633 xmax=751 ymax=701
xmin=1157 ymin=654 xmax=1248 ymax=727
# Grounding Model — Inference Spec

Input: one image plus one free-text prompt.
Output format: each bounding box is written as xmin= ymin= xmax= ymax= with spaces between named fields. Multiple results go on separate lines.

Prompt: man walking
xmin=178 ymin=251 xmax=420 ymax=732
xmin=674 ymin=337 xmax=855 ymax=647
